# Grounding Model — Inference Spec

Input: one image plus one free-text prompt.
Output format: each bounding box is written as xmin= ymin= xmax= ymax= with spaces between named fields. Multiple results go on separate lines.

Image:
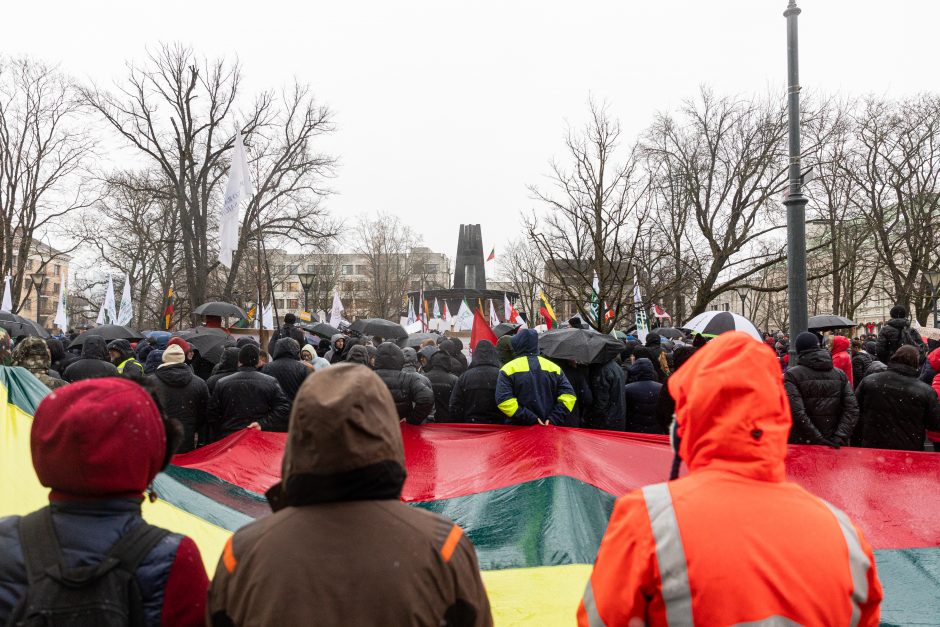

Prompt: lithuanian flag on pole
xmin=2 ymin=367 xmax=939 ymax=624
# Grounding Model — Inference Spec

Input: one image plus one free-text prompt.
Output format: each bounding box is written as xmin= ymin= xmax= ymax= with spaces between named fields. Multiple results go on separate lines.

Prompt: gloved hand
xmin=820 ymin=437 xmax=841 ymax=449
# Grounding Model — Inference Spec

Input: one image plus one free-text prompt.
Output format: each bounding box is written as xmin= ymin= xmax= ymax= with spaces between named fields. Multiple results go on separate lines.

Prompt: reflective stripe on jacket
xmin=495 ymin=355 xmax=576 ymax=425
xmin=578 ymin=332 xmax=882 ymax=627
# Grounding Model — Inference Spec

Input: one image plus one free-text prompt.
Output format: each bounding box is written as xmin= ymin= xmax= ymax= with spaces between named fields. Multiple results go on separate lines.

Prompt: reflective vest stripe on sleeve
xmin=642 ymin=483 xmax=694 ymax=627
xmin=580 ymin=579 xmax=607 ymax=627
xmin=822 ymin=501 xmax=871 ymax=627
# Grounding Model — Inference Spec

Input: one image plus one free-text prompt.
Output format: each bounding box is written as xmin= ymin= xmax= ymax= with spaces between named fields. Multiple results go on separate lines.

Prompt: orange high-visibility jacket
xmin=579 ymin=332 xmax=882 ymax=627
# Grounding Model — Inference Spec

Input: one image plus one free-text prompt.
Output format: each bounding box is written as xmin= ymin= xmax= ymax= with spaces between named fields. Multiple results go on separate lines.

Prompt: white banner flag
xmin=54 ymin=278 xmax=68 ymax=332
xmin=103 ymin=275 xmax=118 ymax=325
xmin=218 ymin=131 xmax=253 ymax=268
xmin=453 ymin=299 xmax=474 ymax=331
xmin=117 ymin=276 xmax=133 ymax=327
xmin=1 ymin=276 xmax=11 ymax=312
xmin=258 ymin=301 xmax=274 ymax=330
xmin=489 ymin=299 xmax=500 ymax=327
xmin=329 ymin=289 xmax=345 ymax=328
xmin=634 ymin=281 xmax=649 ymax=343
xmin=433 ymin=298 xmax=440 ymax=320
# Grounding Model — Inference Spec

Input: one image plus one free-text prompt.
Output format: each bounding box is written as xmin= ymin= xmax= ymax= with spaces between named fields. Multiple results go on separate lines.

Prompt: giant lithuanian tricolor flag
xmin=2 ymin=367 xmax=939 ymax=624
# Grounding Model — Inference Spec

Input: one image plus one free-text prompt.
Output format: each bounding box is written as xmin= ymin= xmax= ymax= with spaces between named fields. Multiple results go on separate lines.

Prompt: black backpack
xmin=8 ymin=508 xmax=169 ymax=627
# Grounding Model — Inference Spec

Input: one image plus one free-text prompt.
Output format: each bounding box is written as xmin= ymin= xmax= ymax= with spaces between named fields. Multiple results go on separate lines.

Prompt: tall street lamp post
xmin=926 ymin=270 xmax=940 ymax=329
xmin=297 ymin=272 xmax=316 ymax=317
xmin=784 ymin=0 xmax=809 ymax=366
xmin=736 ymin=288 xmax=748 ymax=318
xmin=29 ymin=272 xmax=45 ymax=326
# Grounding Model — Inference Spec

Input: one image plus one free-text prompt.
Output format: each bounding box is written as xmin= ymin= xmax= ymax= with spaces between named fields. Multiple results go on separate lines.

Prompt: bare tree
xmin=499 ymin=236 xmax=542 ymax=323
xmin=80 ymin=43 xmax=273 ymax=310
xmin=840 ymin=94 xmax=940 ymax=324
xmin=525 ymin=100 xmax=651 ymax=332
xmin=353 ymin=213 xmax=421 ymax=320
xmin=0 ymin=56 xmax=94 ymax=312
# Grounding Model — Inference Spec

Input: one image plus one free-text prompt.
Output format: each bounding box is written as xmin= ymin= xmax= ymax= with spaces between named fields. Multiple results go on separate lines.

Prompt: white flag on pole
xmin=489 ymin=299 xmax=500 ymax=327
xmin=1 ymin=276 xmax=11 ymax=312
xmin=329 ymin=289 xmax=344 ymax=328
xmin=54 ymin=279 xmax=68 ymax=332
xmin=103 ymin=275 xmax=118 ymax=325
xmin=406 ymin=297 xmax=416 ymax=326
xmin=117 ymin=276 xmax=133 ymax=327
xmin=453 ymin=299 xmax=474 ymax=331
xmin=432 ymin=298 xmax=440 ymax=320
xmin=634 ymin=280 xmax=649 ymax=343
xmin=259 ymin=301 xmax=274 ymax=330
xmin=218 ymin=131 xmax=253 ymax=269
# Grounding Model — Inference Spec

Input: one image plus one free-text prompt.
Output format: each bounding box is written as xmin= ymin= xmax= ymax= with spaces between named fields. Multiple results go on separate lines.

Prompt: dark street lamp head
xmin=29 ymin=271 xmax=45 ymax=290
xmin=784 ymin=0 xmax=801 ymax=17
xmin=925 ymin=270 xmax=940 ymax=291
xmin=735 ymin=287 xmax=749 ymax=300
xmin=297 ymin=272 xmax=316 ymax=292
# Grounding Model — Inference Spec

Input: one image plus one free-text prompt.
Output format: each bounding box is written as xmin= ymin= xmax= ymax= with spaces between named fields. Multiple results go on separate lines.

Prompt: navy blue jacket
xmin=624 ymin=358 xmax=663 ymax=434
xmin=495 ymin=329 xmax=576 ymax=426
xmin=0 ymin=500 xmax=203 ymax=627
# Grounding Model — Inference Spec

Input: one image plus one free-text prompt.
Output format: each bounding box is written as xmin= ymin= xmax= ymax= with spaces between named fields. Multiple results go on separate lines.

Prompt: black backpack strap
xmin=106 ymin=522 xmax=171 ymax=573
xmin=17 ymin=508 xmax=65 ymax=585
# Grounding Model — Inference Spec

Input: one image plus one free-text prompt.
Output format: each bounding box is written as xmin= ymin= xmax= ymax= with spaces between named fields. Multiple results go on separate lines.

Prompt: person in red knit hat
xmin=0 ymin=378 xmax=209 ymax=627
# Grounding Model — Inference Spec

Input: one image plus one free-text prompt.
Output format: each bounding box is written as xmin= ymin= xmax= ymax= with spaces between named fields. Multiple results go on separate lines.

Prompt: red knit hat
xmin=167 ymin=337 xmax=191 ymax=354
xmin=31 ymin=378 xmax=166 ymax=501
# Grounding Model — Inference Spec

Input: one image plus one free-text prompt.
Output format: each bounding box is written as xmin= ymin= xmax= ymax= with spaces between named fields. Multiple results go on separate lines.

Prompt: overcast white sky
xmin=5 ymin=0 xmax=938 ymax=274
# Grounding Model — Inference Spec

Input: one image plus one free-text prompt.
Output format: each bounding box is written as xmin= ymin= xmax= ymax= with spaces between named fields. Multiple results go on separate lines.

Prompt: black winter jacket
xmin=449 ymin=341 xmax=503 ymax=424
xmin=560 ymin=362 xmax=592 ymax=428
xmin=46 ymin=338 xmax=78 ymax=375
xmin=266 ymin=322 xmax=306 ymax=355
xmin=851 ymin=351 xmax=874 ymax=388
xmin=437 ymin=339 xmax=467 ymax=376
xmin=875 ymin=318 xmax=925 ymax=363
xmin=149 ymin=363 xmax=210 ymax=453
xmin=108 ymin=339 xmax=144 ymax=379
xmin=261 ymin=338 xmax=310 ymax=402
xmin=586 ymin=359 xmax=626 ymax=431
xmin=423 ymin=350 xmax=458 ymax=422
xmin=373 ymin=343 xmax=433 ymax=424
xmin=207 ymin=366 xmax=291 ymax=440
xmin=207 ymin=347 xmax=240 ymax=394
xmin=855 ymin=362 xmax=940 ymax=451
xmin=784 ymin=349 xmax=859 ymax=444
xmin=62 ymin=335 xmax=118 ymax=382
xmin=623 ymin=359 xmax=663 ymax=434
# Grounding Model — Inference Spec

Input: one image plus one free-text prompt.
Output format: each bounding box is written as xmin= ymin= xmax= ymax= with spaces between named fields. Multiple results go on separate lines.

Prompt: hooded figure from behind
xmin=11 ymin=337 xmax=66 ymax=390
xmin=108 ymin=338 xmax=144 ymax=379
xmin=875 ymin=305 xmax=926 ymax=363
xmin=423 ymin=349 xmax=458 ymax=422
xmin=207 ymin=346 xmax=240 ymax=394
xmin=449 ymin=339 xmax=504 ymax=424
xmin=372 ymin=342 xmax=433 ymax=424
xmin=579 ymin=333 xmax=882 ymax=627
xmin=46 ymin=338 xmax=77 ymax=375
xmin=0 ymin=378 xmax=209 ymax=626
xmin=262 ymin=337 xmax=310 ymax=403
xmin=149 ymin=344 xmax=210 ymax=453
xmin=207 ymin=364 xmax=492 ymax=626
xmin=62 ymin=334 xmax=118 ymax=382
xmin=495 ymin=329 xmax=576 ymax=426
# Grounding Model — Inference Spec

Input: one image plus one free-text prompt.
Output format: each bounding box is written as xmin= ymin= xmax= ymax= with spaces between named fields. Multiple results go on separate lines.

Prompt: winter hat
xmin=284 ymin=313 xmax=297 ymax=324
xmin=236 ymin=336 xmax=260 ymax=349
xmin=31 ymin=378 xmax=166 ymax=500
xmin=167 ymin=337 xmax=191 ymax=354
xmin=890 ymin=305 xmax=907 ymax=319
xmin=645 ymin=332 xmax=662 ymax=347
xmin=311 ymin=356 xmax=330 ymax=371
xmin=890 ymin=345 xmax=920 ymax=369
xmin=495 ymin=335 xmax=515 ymax=365
xmin=160 ymin=344 xmax=186 ymax=368
xmin=794 ymin=331 xmax=820 ymax=354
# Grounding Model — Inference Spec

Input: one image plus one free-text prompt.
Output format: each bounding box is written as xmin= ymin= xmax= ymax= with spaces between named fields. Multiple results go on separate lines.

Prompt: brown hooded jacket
xmin=207 ymin=363 xmax=492 ymax=626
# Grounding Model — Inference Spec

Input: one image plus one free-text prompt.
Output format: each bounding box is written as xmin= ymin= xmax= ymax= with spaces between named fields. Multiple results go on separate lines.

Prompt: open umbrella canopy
xmin=68 ymin=324 xmax=143 ymax=348
xmin=0 ymin=312 xmax=48 ymax=339
xmin=399 ymin=332 xmax=440 ymax=348
xmin=192 ymin=302 xmax=247 ymax=319
xmin=538 ymin=328 xmax=623 ymax=365
xmin=681 ymin=311 xmax=761 ymax=342
xmin=349 ymin=318 xmax=408 ymax=341
xmin=492 ymin=322 xmax=522 ymax=338
xmin=807 ymin=314 xmax=856 ymax=331
xmin=301 ymin=322 xmax=341 ymax=340
xmin=173 ymin=327 xmax=235 ymax=363
xmin=651 ymin=327 xmax=684 ymax=340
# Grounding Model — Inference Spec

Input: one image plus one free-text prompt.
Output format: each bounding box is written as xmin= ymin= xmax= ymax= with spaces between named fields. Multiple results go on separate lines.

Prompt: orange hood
xmin=668 ymin=332 xmax=791 ymax=482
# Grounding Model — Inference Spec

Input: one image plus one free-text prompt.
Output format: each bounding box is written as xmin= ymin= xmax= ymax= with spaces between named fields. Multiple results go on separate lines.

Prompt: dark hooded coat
xmin=875 ymin=317 xmax=926 ymax=363
xmin=449 ymin=340 xmax=504 ymax=424
xmin=424 ymin=350 xmax=458 ymax=422
xmin=207 ymin=367 xmax=291 ymax=440
xmin=206 ymin=364 xmax=492 ymax=627
xmin=108 ymin=339 xmax=144 ymax=379
xmin=149 ymin=363 xmax=210 ymax=453
xmin=46 ymin=338 xmax=77 ymax=375
xmin=62 ymin=335 xmax=118 ymax=382
xmin=623 ymin=358 xmax=663 ymax=434
xmin=261 ymin=338 xmax=310 ymax=403
xmin=586 ymin=358 xmax=626 ymax=431
xmin=783 ymin=349 xmax=859 ymax=445
xmin=855 ymin=361 xmax=940 ymax=451
xmin=207 ymin=347 xmax=240 ymax=394
xmin=437 ymin=339 xmax=467 ymax=375
xmin=373 ymin=343 xmax=433 ymax=424
xmin=495 ymin=329 xmax=576 ymax=426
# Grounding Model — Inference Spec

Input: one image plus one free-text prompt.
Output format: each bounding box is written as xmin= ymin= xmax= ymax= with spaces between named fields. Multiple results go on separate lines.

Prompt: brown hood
xmin=266 ymin=362 xmax=406 ymax=511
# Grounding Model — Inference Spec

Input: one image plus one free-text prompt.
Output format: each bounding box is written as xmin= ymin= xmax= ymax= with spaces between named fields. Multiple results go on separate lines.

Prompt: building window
xmin=342 ymin=265 xmax=354 ymax=276
xmin=287 ymin=299 xmax=299 ymax=309
xmin=425 ymin=264 xmax=438 ymax=274
xmin=306 ymin=264 xmax=315 ymax=272
xmin=355 ymin=265 xmax=366 ymax=275
xmin=54 ymin=264 xmax=61 ymax=277
xmin=23 ymin=298 xmax=31 ymax=310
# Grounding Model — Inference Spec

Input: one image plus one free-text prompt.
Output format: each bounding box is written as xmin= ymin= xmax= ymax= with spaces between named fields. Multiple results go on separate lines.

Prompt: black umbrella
xmin=538 ymin=328 xmax=623 ymax=365
xmin=652 ymin=327 xmax=684 ymax=340
xmin=349 ymin=318 xmax=408 ymax=341
xmin=807 ymin=315 xmax=855 ymax=332
xmin=681 ymin=311 xmax=761 ymax=341
xmin=399 ymin=332 xmax=439 ymax=348
xmin=173 ymin=327 xmax=235 ymax=363
xmin=192 ymin=302 xmax=248 ymax=319
xmin=302 ymin=322 xmax=341 ymax=340
xmin=492 ymin=322 xmax=522 ymax=338
xmin=68 ymin=324 xmax=143 ymax=348
xmin=0 ymin=311 xmax=49 ymax=338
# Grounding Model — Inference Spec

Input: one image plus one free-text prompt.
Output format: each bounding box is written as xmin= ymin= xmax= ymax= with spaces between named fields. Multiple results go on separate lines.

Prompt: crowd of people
xmin=0 ymin=305 xmax=935 ymax=625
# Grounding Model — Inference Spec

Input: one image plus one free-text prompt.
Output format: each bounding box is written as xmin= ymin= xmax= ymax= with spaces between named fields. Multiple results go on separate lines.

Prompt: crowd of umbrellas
xmin=0 ymin=301 xmax=866 ymax=368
